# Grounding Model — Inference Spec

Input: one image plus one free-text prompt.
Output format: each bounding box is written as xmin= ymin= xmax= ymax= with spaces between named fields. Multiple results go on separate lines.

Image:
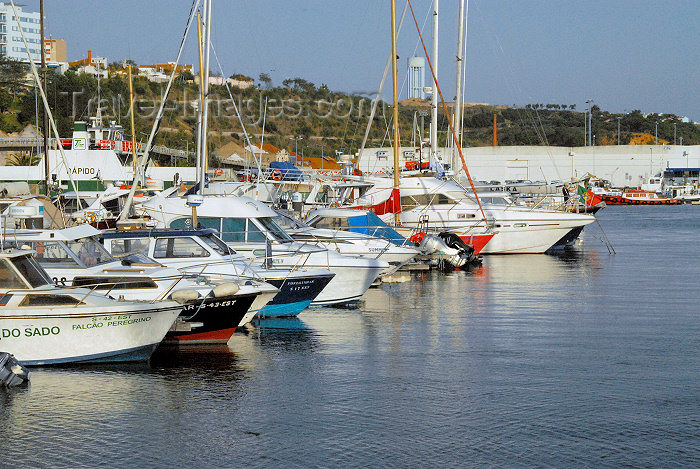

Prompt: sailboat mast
xmin=195 ymin=11 xmax=204 ymax=185
xmin=390 ymin=0 xmax=401 ymax=225
xmin=127 ymin=65 xmax=137 ymax=170
xmin=430 ymin=0 xmax=439 ymax=166
xmin=39 ymin=0 xmax=50 ymax=192
xmin=452 ymin=0 xmax=465 ymax=175
xmin=199 ymin=0 xmax=212 ymax=194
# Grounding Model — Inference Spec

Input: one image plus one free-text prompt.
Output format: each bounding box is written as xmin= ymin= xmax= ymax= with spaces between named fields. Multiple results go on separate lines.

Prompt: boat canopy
xmin=307 ymin=209 xmax=406 ymax=246
xmin=347 ymin=211 xmax=406 ymax=246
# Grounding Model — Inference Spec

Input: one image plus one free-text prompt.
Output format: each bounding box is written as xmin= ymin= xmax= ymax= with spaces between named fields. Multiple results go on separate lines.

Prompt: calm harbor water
xmin=1 ymin=206 xmax=699 ymax=467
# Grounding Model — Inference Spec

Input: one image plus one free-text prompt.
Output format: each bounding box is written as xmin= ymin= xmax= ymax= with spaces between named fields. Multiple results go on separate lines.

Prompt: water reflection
xmin=150 ymin=344 xmax=238 ymax=371
xmin=1 ymin=208 xmax=698 ymax=468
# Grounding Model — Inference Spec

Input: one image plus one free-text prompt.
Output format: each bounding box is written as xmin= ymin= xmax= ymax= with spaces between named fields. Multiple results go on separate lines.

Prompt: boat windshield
xmin=66 ymin=237 xmax=115 ymax=267
xmin=1 ymin=259 xmax=30 ymax=289
xmin=274 ymin=212 xmax=307 ymax=230
xmin=33 ymin=241 xmax=79 ymax=266
xmin=255 ymin=217 xmax=294 ymax=243
xmin=9 ymin=255 xmax=52 ymax=287
xmin=201 ymin=234 xmax=235 ymax=256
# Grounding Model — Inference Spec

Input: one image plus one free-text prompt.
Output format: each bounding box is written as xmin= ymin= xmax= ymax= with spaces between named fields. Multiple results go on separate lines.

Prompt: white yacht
xmin=140 ymin=195 xmax=388 ymax=306
xmin=351 ymin=176 xmax=596 ymax=254
xmin=0 ymin=249 xmax=181 ymax=365
xmin=273 ymin=209 xmax=419 ymax=269
xmin=5 ymin=225 xmax=277 ymax=343
xmin=101 ymin=227 xmax=335 ymax=318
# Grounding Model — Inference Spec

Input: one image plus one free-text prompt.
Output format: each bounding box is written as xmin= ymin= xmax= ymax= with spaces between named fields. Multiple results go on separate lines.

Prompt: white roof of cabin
xmin=5 ymin=224 xmax=101 ymax=241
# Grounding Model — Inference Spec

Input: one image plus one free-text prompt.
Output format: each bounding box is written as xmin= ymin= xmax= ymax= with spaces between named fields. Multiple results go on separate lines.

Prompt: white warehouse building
xmin=0 ymin=2 xmax=41 ymax=62
xmin=357 ymin=145 xmax=700 ymax=188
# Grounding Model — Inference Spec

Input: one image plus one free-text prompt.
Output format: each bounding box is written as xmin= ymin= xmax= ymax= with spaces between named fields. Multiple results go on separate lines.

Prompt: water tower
xmin=407 ymin=57 xmax=425 ymax=100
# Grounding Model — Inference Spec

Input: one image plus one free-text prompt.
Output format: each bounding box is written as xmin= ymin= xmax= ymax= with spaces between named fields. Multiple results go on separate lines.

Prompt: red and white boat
xmin=601 ymin=189 xmax=682 ymax=205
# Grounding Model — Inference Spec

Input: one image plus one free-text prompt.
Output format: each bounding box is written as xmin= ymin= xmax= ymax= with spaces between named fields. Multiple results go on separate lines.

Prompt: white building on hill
xmin=0 ymin=2 xmax=41 ymax=62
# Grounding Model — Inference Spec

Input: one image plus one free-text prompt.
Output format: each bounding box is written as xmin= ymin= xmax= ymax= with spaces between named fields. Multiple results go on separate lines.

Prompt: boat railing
xmin=179 ymin=258 xmax=263 ymax=283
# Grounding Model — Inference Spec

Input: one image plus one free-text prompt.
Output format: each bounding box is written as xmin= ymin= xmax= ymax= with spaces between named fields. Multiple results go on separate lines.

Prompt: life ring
xmin=271 ymin=169 xmax=283 ymax=181
xmin=214 ymin=168 xmax=223 ymax=177
xmin=86 ymin=212 xmax=97 ymax=223
xmin=409 ymin=232 xmax=426 ymax=245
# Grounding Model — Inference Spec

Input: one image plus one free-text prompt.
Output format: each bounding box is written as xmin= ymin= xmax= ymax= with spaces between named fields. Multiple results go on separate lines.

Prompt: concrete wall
xmin=358 ymin=145 xmax=700 ymax=187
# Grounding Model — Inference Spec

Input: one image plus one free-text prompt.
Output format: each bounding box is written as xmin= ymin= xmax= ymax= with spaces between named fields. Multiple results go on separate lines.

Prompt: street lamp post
xmin=674 ymin=122 xmax=677 ymax=145
xmin=292 ymin=136 xmax=303 ymax=165
xmin=585 ymin=99 xmax=594 ymax=146
xmin=655 ymin=121 xmax=658 ymax=145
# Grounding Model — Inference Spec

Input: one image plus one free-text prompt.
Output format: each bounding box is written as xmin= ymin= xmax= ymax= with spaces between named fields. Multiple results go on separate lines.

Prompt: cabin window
xmin=311 ymin=217 xmax=349 ymax=229
xmin=170 ymin=217 xmax=220 ymax=232
xmin=102 ymin=197 xmax=121 ymax=214
xmin=400 ymin=194 xmax=436 ymax=208
xmin=154 ymin=238 xmax=210 ymax=258
xmin=480 ymin=197 xmax=508 ymax=205
xmin=246 ymin=220 xmax=267 ymax=242
xmin=220 ymin=218 xmax=246 ymax=243
xmin=20 ymin=294 xmax=83 ymax=306
xmin=256 ymin=217 xmax=293 ymax=242
xmin=72 ymin=276 xmax=158 ymax=290
xmin=32 ymin=241 xmax=79 ymax=266
xmin=110 ymin=238 xmax=150 ymax=257
xmin=10 ymin=255 xmax=51 ymax=287
xmin=274 ymin=214 xmax=305 ymax=230
xmin=0 ymin=260 xmax=29 ymax=289
xmin=201 ymin=235 xmax=235 ymax=256
xmin=66 ymin=238 xmax=114 ymax=267
xmin=436 ymin=194 xmax=455 ymax=205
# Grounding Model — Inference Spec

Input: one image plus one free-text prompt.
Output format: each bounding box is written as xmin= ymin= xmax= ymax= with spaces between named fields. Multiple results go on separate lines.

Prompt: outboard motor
xmin=416 ymin=232 xmax=482 ymax=270
xmin=0 ymin=352 xmax=30 ymax=388
xmin=438 ymin=232 xmax=475 ymax=257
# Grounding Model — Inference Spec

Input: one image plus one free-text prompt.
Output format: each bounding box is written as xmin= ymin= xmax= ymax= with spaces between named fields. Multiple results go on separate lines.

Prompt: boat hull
xmin=601 ymin=195 xmax=682 ymax=205
xmin=230 ymin=246 xmax=386 ymax=307
xmin=0 ymin=304 xmax=180 ymax=366
xmin=261 ymin=273 xmax=335 ymax=317
xmin=458 ymin=234 xmax=494 ymax=254
xmin=398 ymin=210 xmax=594 ymax=254
xmin=164 ymin=293 xmax=258 ymax=344
xmin=310 ymin=264 xmax=384 ymax=306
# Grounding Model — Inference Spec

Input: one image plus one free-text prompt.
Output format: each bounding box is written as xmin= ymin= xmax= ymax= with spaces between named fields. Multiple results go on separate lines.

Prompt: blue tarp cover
xmin=270 ymin=161 xmax=303 ymax=181
xmin=347 ymin=212 xmax=406 ymax=246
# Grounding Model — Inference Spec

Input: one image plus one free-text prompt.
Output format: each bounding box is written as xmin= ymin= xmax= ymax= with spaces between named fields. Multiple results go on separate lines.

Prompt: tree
xmin=0 ymin=87 xmax=12 ymax=113
xmin=0 ymin=56 xmax=29 ymax=95
xmin=259 ymin=72 xmax=272 ymax=89
xmin=178 ymin=70 xmax=195 ymax=82
xmin=7 ymin=152 xmax=40 ymax=166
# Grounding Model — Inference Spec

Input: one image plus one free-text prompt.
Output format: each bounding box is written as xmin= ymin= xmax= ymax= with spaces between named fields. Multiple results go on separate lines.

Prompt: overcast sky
xmin=21 ymin=0 xmax=700 ymax=120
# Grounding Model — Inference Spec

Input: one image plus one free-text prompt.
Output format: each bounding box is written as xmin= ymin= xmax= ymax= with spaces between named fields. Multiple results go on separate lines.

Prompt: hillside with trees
xmin=1 ymin=55 xmax=698 ymax=168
